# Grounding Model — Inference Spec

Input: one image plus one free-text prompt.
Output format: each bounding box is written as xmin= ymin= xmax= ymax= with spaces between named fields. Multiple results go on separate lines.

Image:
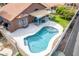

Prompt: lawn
xmin=51 ymin=15 xmax=70 ymax=28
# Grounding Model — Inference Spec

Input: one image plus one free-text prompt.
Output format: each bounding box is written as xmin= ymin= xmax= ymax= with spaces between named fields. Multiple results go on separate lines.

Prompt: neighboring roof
xmin=30 ymin=10 xmax=51 ymax=17
xmin=0 ymin=3 xmax=64 ymax=21
xmin=0 ymin=3 xmax=32 ymax=21
xmin=42 ymin=3 xmax=57 ymax=8
xmin=42 ymin=3 xmax=64 ymax=8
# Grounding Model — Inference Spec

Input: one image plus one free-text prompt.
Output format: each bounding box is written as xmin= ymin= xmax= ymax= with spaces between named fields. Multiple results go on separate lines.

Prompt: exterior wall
xmin=64 ymin=17 xmax=79 ymax=56
xmin=9 ymin=19 xmax=20 ymax=32
xmin=7 ymin=18 xmax=24 ymax=32
xmin=28 ymin=15 xmax=35 ymax=23
xmin=7 ymin=15 xmax=34 ymax=32
xmin=73 ymin=32 xmax=79 ymax=56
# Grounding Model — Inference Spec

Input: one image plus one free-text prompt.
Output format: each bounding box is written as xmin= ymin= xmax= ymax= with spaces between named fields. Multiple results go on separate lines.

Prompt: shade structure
xmin=29 ymin=10 xmax=51 ymax=18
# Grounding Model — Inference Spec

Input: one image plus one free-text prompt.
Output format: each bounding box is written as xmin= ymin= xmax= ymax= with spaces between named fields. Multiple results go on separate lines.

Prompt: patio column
xmin=37 ymin=16 xmax=41 ymax=25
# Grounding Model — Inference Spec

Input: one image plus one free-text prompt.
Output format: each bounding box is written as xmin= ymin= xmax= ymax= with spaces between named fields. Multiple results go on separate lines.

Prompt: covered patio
xmin=29 ymin=9 xmax=51 ymax=25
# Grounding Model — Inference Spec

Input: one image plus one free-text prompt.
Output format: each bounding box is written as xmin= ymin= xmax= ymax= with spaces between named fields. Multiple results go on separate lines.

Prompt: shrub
xmin=56 ymin=5 xmax=76 ymax=20
xmin=56 ymin=6 xmax=65 ymax=15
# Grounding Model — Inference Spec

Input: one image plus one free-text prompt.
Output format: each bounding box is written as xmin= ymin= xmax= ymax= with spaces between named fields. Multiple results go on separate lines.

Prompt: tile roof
xmin=0 ymin=3 xmax=31 ymax=21
xmin=0 ymin=3 xmax=64 ymax=21
xmin=30 ymin=10 xmax=50 ymax=17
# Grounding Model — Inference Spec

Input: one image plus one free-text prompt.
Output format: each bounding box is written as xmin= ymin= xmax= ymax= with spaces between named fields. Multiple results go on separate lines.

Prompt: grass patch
xmin=52 ymin=15 xmax=70 ymax=28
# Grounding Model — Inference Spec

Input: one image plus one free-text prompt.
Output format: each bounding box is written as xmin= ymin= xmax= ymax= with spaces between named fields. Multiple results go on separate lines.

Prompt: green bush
xmin=56 ymin=5 xmax=76 ymax=20
xmin=56 ymin=6 xmax=65 ymax=15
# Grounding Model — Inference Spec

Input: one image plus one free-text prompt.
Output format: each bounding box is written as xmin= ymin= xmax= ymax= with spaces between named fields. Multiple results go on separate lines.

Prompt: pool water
xmin=24 ymin=26 xmax=58 ymax=53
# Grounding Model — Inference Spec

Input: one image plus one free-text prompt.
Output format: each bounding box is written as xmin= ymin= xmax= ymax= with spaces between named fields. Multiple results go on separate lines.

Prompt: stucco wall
xmin=4 ymin=18 xmax=19 ymax=32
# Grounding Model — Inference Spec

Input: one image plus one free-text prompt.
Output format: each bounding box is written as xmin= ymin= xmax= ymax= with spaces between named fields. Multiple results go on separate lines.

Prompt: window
xmin=21 ymin=19 xmax=26 ymax=25
xmin=18 ymin=17 xmax=28 ymax=27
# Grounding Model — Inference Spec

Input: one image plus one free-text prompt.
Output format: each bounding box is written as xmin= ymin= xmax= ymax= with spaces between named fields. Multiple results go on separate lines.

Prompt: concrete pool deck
xmin=5 ymin=20 xmax=63 ymax=56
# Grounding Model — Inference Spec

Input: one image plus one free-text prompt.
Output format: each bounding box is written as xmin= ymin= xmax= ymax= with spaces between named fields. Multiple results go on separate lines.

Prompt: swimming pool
xmin=24 ymin=26 xmax=58 ymax=53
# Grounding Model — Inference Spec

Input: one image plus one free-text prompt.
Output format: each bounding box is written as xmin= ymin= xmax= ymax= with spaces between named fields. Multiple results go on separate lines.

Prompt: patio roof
xmin=29 ymin=10 xmax=51 ymax=17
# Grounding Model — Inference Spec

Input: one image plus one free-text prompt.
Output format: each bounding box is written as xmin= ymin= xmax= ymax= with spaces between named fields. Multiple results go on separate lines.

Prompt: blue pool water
xmin=24 ymin=26 xmax=58 ymax=53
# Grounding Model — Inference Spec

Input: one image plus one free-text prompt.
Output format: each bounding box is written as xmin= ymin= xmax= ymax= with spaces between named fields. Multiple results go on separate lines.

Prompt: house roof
xmin=0 ymin=3 xmax=32 ymax=21
xmin=0 ymin=3 xmax=64 ymax=21
xmin=42 ymin=3 xmax=57 ymax=8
